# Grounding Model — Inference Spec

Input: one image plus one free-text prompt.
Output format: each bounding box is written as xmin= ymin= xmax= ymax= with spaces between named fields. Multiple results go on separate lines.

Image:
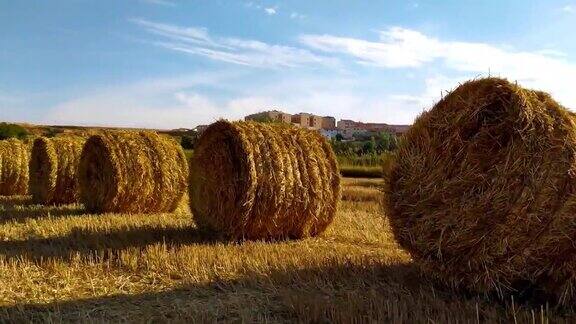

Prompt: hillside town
xmin=193 ymin=110 xmax=410 ymax=141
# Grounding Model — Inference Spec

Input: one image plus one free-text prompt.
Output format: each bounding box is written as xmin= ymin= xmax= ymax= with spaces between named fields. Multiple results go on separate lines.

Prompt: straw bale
xmin=78 ymin=131 xmax=188 ymax=213
xmin=0 ymin=138 xmax=29 ymax=195
xmin=29 ymin=136 xmax=85 ymax=204
xmin=385 ymin=77 xmax=576 ymax=302
xmin=189 ymin=120 xmax=341 ymax=240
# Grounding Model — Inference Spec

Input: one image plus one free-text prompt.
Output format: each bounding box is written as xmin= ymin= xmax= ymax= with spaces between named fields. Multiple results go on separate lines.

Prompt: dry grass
xmin=0 ymin=182 xmax=574 ymax=322
xmin=342 ymin=178 xmax=383 ymax=202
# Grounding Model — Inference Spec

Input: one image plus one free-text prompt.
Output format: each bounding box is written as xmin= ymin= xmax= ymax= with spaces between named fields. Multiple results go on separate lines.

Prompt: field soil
xmin=0 ymin=178 xmax=574 ymax=322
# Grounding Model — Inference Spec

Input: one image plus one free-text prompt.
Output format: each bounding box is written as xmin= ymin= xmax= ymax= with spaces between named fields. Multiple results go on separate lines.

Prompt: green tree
xmin=252 ymin=115 xmax=274 ymax=123
xmin=44 ymin=127 xmax=64 ymax=138
xmin=362 ymin=137 xmax=376 ymax=154
xmin=376 ymin=132 xmax=398 ymax=152
xmin=181 ymin=134 xmax=196 ymax=150
xmin=335 ymin=133 xmax=344 ymax=142
xmin=0 ymin=123 xmax=29 ymax=140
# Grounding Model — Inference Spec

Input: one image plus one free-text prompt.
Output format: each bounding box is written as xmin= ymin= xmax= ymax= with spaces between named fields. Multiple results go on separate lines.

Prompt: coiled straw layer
xmin=189 ymin=120 xmax=341 ymax=240
xmin=0 ymin=138 xmax=29 ymax=195
xmin=29 ymin=136 xmax=86 ymax=205
xmin=385 ymin=77 xmax=576 ymax=303
xmin=78 ymin=131 xmax=188 ymax=214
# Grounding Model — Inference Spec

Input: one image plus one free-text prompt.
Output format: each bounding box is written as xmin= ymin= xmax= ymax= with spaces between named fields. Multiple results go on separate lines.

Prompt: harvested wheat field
xmin=189 ymin=121 xmax=340 ymax=240
xmin=386 ymin=77 xmax=576 ymax=304
xmin=1 ymin=184 xmax=575 ymax=323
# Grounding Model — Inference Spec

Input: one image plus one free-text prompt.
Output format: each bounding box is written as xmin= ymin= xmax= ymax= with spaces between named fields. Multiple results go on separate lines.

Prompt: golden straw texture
xmin=29 ymin=136 xmax=86 ymax=205
xmin=189 ymin=120 xmax=341 ymax=240
xmin=385 ymin=77 xmax=576 ymax=303
xmin=78 ymin=131 xmax=188 ymax=214
xmin=0 ymin=138 xmax=29 ymax=195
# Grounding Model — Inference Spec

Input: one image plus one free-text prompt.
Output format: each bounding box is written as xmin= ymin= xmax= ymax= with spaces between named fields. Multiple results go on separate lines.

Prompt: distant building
xmin=320 ymin=129 xmax=340 ymax=139
xmin=245 ymin=109 xmax=339 ymax=131
xmin=309 ymin=115 xmax=323 ymax=129
xmin=321 ymin=116 xmax=336 ymax=130
xmin=290 ymin=112 xmax=309 ymax=128
xmin=341 ymin=128 xmax=368 ymax=140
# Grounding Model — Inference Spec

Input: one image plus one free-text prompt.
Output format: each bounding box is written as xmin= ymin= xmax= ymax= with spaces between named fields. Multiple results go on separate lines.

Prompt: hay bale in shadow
xmin=78 ymin=131 xmax=188 ymax=214
xmin=189 ymin=120 xmax=341 ymax=240
xmin=385 ymin=77 xmax=576 ymax=303
xmin=0 ymin=138 xmax=29 ymax=195
xmin=29 ymin=136 xmax=85 ymax=205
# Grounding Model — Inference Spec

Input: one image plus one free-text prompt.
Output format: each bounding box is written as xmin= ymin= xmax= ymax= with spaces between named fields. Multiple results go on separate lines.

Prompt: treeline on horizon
xmin=1 ymin=121 xmax=396 ymax=169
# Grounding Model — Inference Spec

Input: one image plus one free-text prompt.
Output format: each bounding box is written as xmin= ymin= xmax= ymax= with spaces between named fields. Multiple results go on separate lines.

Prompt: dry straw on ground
xmin=0 ymin=138 xmax=29 ymax=195
xmin=385 ymin=77 xmax=576 ymax=303
xmin=78 ymin=131 xmax=188 ymax=214
xmin=189 ymin=120 xmax=341 ymax=240
xmin=29 ymin=136 xmax=86 ymax=205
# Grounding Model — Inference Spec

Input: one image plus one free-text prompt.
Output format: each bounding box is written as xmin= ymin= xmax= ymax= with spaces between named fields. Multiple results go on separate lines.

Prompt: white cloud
xmin=141 ymin=0 xmax=176 ymax=7
xmin=301 ymin=28 xmax=440 ymax=68
xmin=132 ymin=18 xmax=331 ymax=68
xmin=264 ymin=7 xmax=277 ymax=15
xmin=301 ymin=27 xmax=576 ymax=109
xmin=290 ymin=12 xmax=305 ymax=19
xmin=562 ymin=5 xmax=575 ymax=13
xmin=244 ymin=2 xmax=261 ymax=9
xmin=42 ymin=73 xmax=425 ymax=128
xmin=44 ymin=74 xmax=236 ymax=129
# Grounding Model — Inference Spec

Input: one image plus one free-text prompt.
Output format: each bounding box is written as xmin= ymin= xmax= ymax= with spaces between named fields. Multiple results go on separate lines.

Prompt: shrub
xmin=181 ymin=135 xmax=195 ymax=150
xmin=0 ymin=123 xmax=28 ymax=140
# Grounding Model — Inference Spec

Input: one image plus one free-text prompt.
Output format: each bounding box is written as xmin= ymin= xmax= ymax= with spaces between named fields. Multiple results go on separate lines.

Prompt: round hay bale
xmin=385 ymin=77 xmax=576 ymax=302
xmin=0 ymin=138 xmax=29 ymax=196
xmin=78 ymin=131 xmax=188 ymax=214
xmin=189 ymin=120 xmax=341 ymax=240
xmin=29 ymin=136 xmax=86 ymax=205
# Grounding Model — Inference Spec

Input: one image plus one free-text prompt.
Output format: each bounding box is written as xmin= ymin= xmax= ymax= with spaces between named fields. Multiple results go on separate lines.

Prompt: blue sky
xmin=1 ymin=0 xmax=576 ymax=129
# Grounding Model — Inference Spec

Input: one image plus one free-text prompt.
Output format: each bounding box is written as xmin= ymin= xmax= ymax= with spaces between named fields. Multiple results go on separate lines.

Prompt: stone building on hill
xmin=245 ymin=110 xmax=336 ymax=130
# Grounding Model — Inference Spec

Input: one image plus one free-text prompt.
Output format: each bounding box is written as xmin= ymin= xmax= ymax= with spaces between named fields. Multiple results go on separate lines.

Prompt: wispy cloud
xmin=290 ymin=12 xmax=305 ymax=19
xmin=45 ymin=73 xmax=244 ymax=128
xmin=301 ymin=27 xmax=576 ymax=108
xmin=244 ymin=2 xmax=261 ymax=9
xmin=562 ymin=4 xmax=575 ymax=13
xmin=44 ymin=73 xmax=421 ymax=128
xmin=132 ymin=18 xmax=331 ymax=68
xmin=141 ymin=0 xmax=176 ymax=7
xmin=245 ymin=2 xmax=278 ymax=16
